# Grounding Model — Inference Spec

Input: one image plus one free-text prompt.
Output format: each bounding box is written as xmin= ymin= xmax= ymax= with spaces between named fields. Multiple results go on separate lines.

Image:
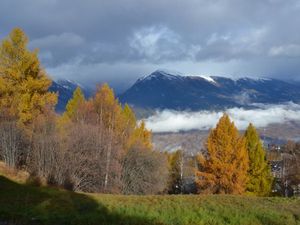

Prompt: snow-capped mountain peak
xmin=136 ymin=70 xmax=183 ymax=84
xmin=55 ymin=79 xmax=83 ymax=89
xmin=138 ymin=71 xmax=219 ymax=84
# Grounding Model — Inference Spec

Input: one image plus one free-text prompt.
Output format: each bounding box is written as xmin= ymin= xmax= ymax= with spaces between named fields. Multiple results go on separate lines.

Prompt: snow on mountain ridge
xmin=55 ymin=78 xmax=84 ymax=88
xmin=198 ymin=75 xmax=216 ymax=83
xmin=136 ymin=70 xmax=273 ymax=85
xmin=119 ymin=70 xmax=300 ymax=113
xmin=136 ymin=70 xmax=183 ymax=84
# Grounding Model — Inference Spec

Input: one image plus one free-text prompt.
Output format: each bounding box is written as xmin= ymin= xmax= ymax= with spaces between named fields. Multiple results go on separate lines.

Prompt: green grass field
xmin=0 ymin=175 xmax=299 ymax=225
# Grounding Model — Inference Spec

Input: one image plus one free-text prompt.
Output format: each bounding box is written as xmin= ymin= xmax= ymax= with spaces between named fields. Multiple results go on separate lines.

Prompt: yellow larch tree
xmin=122 ymin=104 xmax=152 ymax=151
xmin=0 ymin=28 xmax=57 ymax=127
xmin=63 ymin=87 xmax=86 ymax=123
xmin=196 ymin=114 xmax=249 ymax=194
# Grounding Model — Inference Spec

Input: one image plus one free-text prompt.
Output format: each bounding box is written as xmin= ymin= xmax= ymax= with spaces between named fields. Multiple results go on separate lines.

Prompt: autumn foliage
xmin=0 ymin=28 xmax=57 ymax=127
xmin=196 ymin=114 xmax=249 ymax=194
xmin=53 ymin=83 xmax=164 ymax=193
xmin=0 ymin=28 xmax=168 ymax=194
xmin=244 ymin=124 xmax=273 ymax=196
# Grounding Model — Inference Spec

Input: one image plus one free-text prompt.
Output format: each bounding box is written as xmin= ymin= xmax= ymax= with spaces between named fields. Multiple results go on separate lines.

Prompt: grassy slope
xmin=0 ymin=166 xmax=299 ymax=225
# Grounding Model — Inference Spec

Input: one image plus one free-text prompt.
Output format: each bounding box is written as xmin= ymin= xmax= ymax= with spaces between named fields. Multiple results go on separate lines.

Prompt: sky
xmin=1 ymin=0 xmax=300 ymax=93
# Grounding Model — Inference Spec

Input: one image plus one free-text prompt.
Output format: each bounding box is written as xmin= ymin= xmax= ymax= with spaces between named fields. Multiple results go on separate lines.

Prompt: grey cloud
xmin=30 ymin=33 xmax=85 ymax=49
xmin=1 ymin=0 xmax=300 ymax=90
xmin=128 ymin=26 xmax=187 ymax=62
xmin=269 ymin=44 xmax=300 ymax=58
xmin=29 ymin=32 xmax=86 ymax=66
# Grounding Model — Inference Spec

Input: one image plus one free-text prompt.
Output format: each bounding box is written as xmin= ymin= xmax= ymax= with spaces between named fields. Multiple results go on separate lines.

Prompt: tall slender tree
xmin=196 ymin=114 xmax=249 ymax=194
xmin=244 ymin=123 xmax=273 ymax=196
xmin=92 ymin=84 xmax=124 ymax=190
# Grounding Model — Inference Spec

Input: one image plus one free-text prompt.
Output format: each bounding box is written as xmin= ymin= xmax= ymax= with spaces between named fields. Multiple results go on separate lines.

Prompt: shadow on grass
xmin=0 ymin=176 xmax=161 ymax=225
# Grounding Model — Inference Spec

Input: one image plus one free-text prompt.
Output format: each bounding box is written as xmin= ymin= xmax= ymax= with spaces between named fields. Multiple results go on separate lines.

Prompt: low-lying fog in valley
xmin=145 ymin=102 xmax=300 ymax=153
xmin=145 ymin=102 xmax=300 ymax=132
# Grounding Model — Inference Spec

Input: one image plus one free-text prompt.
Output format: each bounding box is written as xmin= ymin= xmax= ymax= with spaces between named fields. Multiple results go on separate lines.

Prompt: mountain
xmin=49 ymin=79 xmax=92 ymax=112
xmin=119 ymin=70 xmax=300 ymax=112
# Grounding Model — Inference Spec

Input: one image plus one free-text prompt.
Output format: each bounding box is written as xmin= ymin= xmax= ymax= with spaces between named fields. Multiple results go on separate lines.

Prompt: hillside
xmin=119 ymin=70 xmax=300 ymax=111
xmin=152 ymin=121 xmax=300 ymax=154
xmin=0 ymin=165 xmax=299 ymax=225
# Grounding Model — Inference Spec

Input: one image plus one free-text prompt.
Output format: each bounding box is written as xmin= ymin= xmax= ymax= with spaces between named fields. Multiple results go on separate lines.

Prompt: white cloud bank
xmin=144 ymin=103 xmax=300 ymax=132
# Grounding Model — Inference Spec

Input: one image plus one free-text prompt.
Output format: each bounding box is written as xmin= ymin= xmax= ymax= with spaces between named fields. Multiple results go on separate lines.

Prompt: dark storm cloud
xmin=1 ymin=0 xmax=300 ymax=92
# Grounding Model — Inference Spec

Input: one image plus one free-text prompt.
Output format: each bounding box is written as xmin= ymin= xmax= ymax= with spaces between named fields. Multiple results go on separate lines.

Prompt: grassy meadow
xmin=0 ymin=164 xmax=299 ymax=225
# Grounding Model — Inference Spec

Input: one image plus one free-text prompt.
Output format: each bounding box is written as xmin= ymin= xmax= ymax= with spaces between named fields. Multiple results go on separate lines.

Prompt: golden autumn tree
xmin=131 ymin=120 xmax=152 ymax=150
xmin=123 ymin=104 xmax=136 ymax=128
xmin=244 ymin=123 xmax=273 ymax=196
xmin=63 ymin=87 xmax=86 ymax=123
xmin=121 ymin=103 xmax=137 ymax=149
xmin=92 ymin=83 xmax=125 ymax=190
xmin=0 ymin=28 xmax=57 ymax=127
xmin=92 ymin=84 xmax=154 ymax=191
xmin=122 ymin=104 xmax=152 ymax=151
xmin=196 ymin=114 xmax=249 ymax=194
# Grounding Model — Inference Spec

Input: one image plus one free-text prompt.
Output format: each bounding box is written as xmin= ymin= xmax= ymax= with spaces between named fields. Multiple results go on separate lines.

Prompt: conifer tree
xmin=196 ymin=114 xmax=249 ymax=194
xmin=122 ymin=104 xmax=137 ymax=149
xmin=122 ymin=104 xmax=152 ymax=150
xmin=131 ymin=121 xmax=152 ymax=150
xmin=64 ymin=87 xmax=86 ymax=122
xmin=244 ymin=123 xmax=273 ymax=196
xmin=0 ymin=28 xmax=57 ymax=126
xmin=123 ymin=104 xmax=136 ymax=129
